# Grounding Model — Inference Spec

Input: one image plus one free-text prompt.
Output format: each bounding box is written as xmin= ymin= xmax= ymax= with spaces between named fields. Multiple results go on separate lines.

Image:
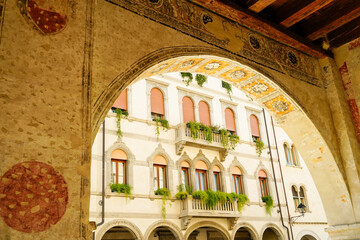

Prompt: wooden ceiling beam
xmin=327 ymin=17 xmax=360 ymax=48
xmin=280 ymin=0 xmax=335 ymax=28
xmin=189 ymin=0 xmax=330 ymax=58
xmin=248 ymin=0 xmax=277 ymax=13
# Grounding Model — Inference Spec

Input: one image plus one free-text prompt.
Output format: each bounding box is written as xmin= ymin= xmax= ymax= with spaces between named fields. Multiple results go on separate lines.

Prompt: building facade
xmin=90 ymin=72 xmax=328 ymax=240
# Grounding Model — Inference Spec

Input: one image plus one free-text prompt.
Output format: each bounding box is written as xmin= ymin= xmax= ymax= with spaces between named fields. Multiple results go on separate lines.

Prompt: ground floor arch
xmin=95 ymin=219 xmax=143 ymax=240
xmin=144 ymin=221 xmax=183 ymax=240
xmin=184 ymin=221 xmax=231 ymax=240
xmin=262 ymin=227 xmax=283 ymax=240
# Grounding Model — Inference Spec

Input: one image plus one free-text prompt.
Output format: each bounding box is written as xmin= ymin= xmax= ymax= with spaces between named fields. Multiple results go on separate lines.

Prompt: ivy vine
xmin=222 ymin=81 xmax=232 ymax=100
xmin=180 ymin=72 xmax=193 ymax=86
xmin=114 ymin=108 xmax=128 ymax=138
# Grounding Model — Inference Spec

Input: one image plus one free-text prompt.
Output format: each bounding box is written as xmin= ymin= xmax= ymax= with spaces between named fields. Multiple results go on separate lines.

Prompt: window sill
xmin=149 ymin=195 xmax=176 ymax=202
xmin=285 ymin=164 xmax=302 ymax=169
xmin=106 ymin=191 xmax=135 ymax=200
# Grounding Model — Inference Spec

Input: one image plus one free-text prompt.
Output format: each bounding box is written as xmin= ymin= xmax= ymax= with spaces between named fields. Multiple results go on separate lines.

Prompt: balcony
xmin=179 ymin=197 xmax=241 ymax=230
xmin=175 ymin=123 xmax=228 ymax=161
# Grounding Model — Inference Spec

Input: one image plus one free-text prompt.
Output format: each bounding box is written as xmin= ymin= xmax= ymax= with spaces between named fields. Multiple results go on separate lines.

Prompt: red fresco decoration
xmin=18 ymin=0 xmax=67 ymax=34
xmin=0 ymin=161 xmax=68 ymax=233
xmin=348 ymin=38 xmax=360 ymax=51
xmin=339 ymin=63 xmax=360 ymax=143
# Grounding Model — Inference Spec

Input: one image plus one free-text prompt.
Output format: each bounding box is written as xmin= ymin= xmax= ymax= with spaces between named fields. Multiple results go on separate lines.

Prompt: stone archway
xmin=95 ymin=219 xmax=143 ymax=240
xmin=144 ymin=221 xmax=183 ymax=240
xmin=184 ymin=220 xmax=231 ymax=240
xmin=91 ymin=46 xmax=356 ymax=230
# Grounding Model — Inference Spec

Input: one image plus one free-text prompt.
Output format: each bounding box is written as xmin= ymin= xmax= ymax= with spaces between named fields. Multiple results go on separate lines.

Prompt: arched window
xmin=150 ymin=88 xmax=165 ymax=119
xmin=299 ymin=187 xmax=306 ymax=209
xmin=250 ymin=114 xmax=260 ymax=141
xmin=213 ymin=165 xmax=221 ymax=192
xmin=195 ymin=160 xmax=208 ymax=191
xmin=292 ymin=186 xmax=299 ymax=208
xmin=113 ymin=89 xmax=127 ymax=110
xmin=291 ymin=145 xmax=298 ymax=166
xmin=111 ymin=149 xmax=127 ymax=184
xmin=225 ymin=107 xmax=236 ymax=135
xmin=232 ymin=167 xmax=243 ymax=194
xmin=153 ymin=155 xmax=167 ymax=190
xmin=258 ymin=170 xmax=269 ymax=197
xmin=199 ymin=101 xmax=211 ymax=126
xmin=182 ymin=96 xmax=195 ymax=123
xmin=284 ymin=143 xmax=294 ymax=165
xmin=180 ymin=161 xmax=190 ymax=188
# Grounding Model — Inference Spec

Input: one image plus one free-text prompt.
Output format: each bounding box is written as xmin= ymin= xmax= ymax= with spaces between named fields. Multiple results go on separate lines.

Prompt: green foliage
xmin=181 ymin=72 xmax=193 ymax=86
xmin=254 ymin=139 xmax=265 ymax=157
xmin=195 ymin=74 xmax=207 ymax=87
xmin=110 ymin=183 xmax=132 ymax=200
xmin=236 ymin=194 xmax=249 ymax=213
xmin=154 ymin=118 xmax=169 ymax=140
xmin=155 ymin=188 xmax=171 ymax=219
xmin=262 ymin=196 xmax=273 ymax=215
xmin=229 ymin=134 xmax=240 ymax=150
xmin=192 ymin=190 xmax=208 ymax=203
xmin=222 ymin=81 xmax=232 ymax=100
xmin=175 ymin=191 xmax=189 ymax=200
xmin=177 ymin=184 xmax=192 ymax=194
xmin=219 ymin=129 xmax=230 ymax=149
xmin=114 ymin=108 xmax=129 ymax=138
xmin=186 ymin=121 xmax=201 ymax=140
xmin=200 ymin=123 xmax=213 ymax=143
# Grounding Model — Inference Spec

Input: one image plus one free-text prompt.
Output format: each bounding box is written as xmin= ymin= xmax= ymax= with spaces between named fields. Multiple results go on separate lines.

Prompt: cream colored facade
xmin=90 ymin=73 xmax=328 ymax=240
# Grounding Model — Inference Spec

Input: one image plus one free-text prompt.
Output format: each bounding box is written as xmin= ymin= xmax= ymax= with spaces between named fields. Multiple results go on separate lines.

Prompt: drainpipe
xmin=97 ymin=120 xmax=106 ymax=228
xmin=262 ymin=109 xmax=291 ymax=240
xmin=270 ymin=116 xmax=294 ymax=240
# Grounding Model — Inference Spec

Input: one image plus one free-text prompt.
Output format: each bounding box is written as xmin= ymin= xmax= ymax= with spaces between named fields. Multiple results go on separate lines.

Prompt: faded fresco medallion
xmin=17 ymin=0 xmax=68 ymax=34
xmin=0 ymin=161 xmax=68 ymax=233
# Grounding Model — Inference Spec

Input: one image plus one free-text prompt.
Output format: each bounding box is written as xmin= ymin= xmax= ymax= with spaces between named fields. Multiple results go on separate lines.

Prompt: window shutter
xmin=199 ymin=101 xmax=211 ymax=126
xmin=225 ymin=108 xmax=236 ymax=131
xmin=150 ymin=88 xmax=164 ymax=115
xmin=111 ymin=149 xmax=128 ymax=160
xmin=250 ymin=115 xmax=260 ymax=137
xmin=258 ymin=170 xmax=267 ymax=178
xmin=153 ymin=155 xmax=167 ymax=165
xmin=113 ymin=89 xmax=127 ymax=110
xmin=182 ymin=96 xmax=195 ymax=123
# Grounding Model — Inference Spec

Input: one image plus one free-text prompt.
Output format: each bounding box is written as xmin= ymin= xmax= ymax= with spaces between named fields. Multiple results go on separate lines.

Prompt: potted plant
xmin=254 ymin=139 xmax=265 ymax=157
xmin=262 ymin=195 xmax=273 ymax=215
xmin=109 ymin=183 xmax=132 ymax=199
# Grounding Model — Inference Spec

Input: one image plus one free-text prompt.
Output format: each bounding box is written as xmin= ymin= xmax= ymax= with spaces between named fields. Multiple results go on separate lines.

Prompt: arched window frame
xmin=147 ymin=145 xmax=174 ymax=195
xmin=111 ymin=152 xmax=127 ymax=184
xmin=192 ymin=151 xmax=211 ymax=191
xmin=212 ymin=165 xmax=221 ymax=192
xmin=146 ymin=80 xmax=169 ymax=121
xmin=209 ymin=158 xmax=225 ymax=192
xmin=257 ymin=169 xmax=271 ymax=199
xmin=105 ymin=141 xmax=135 ymax=192
xmin=220 ymin=100 xmax=239 ymax=136
xmin=299 ymin=186 xmax=308 ymax=212
xmin=182 ymin=96 xmax=195 ymax=123
xmin=292 ymin=185 xmax=300 ymax=209
xmin=245 ymin=107 xmax=263 ymax=143
xmin=232 ymin=166 xmax=244 ymax=194
xmin=250 ymin=114 xmax=261 ymax=141
xmin=153 ymin=155 xmax=167 ymax=190
xmin=284 ymin=142 xmax=294 ymax=165
xmin=198 ymin=100 xmax=211 ymax=127
xmin=291 ymin=144 xmax=299 ymax=166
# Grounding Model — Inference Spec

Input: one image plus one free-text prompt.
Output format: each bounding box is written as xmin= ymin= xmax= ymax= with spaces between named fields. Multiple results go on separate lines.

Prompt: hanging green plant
xmin=195 ymin=74 xmax=207 ymax=87
xmin=115 ymin=108 xmax=129 ymax=138
xmin=262 ymin=195 xmax=273 ymax=215
xmin=177 ymin=184 xmax=192 ymax=194
xmin=254 ymin=139 xmax=265 ymax=157
xmin=222 ymin=81 xmax=232 ymax=100
xmin=110 ymin=183 xmax=132 ymax=200
xmin=186 ymin=121 xmax=200 ymax=140
xmin=154 ymin=118 xmax=169 ymax=140
xmin=229 ymin=134 xmax=240 ymax=150
xmin=154 ymin=187 xmax=171 ymax=219
xmin=181 ymin=72 xmax=193 ymax=86
xmin=175 ymin=191 xmax=189 ymax=200
xmin=219 ymin=129 xmax=230 ymax=149
xmin=192 ymin=190 xmax=208 ymax=203
xmin=200 ymin=123 xmax=213 ymax=143
xmin=236 ymin=194 xmax=249 ymax=213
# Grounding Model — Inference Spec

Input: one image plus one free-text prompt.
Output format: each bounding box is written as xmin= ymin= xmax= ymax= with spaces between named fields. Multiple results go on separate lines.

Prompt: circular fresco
xmin=0 ymin=161 xmax=68 ymax=233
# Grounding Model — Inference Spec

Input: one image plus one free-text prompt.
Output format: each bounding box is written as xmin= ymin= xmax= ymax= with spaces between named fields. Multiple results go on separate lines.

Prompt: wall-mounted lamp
xmin=290 ymin=203 xmax=306 ymax=224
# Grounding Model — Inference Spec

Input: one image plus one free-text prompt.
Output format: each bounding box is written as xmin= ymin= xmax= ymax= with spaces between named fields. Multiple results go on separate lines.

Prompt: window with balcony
xmin=111 ymin=149 xmax=127 ymax=184
xmin=250 ymin=114 xmax=260 ymax=141
xmin=199 ymin=100 xmax=211 ymax=126
xmin=258 ymin=170 xmax=269 ymax=197
xmin=153 ymin=155 xmax=167 ymax=190
xmin=151 ymin=87 xmax=165 ymax=120
xmin=195 ymin=160 xmax=208 ymax=191
xmin=113 ymin=89 xmax=127 ymax=111
xmin=213 ymin=165 xmax=221 ymax=192
xmin=232 ymin=166 xmax=243 ymax=194
xmin=182 ymin=96 xmax=195 ymax=123
xmin=225 ymin=107 xmax=236 ymax=135
xmin=180 ymin=161 xmax=190 ymax=188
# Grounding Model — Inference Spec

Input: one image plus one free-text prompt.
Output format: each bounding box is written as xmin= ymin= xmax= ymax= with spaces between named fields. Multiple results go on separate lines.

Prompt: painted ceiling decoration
xmin=141 ymin=55 xmax=298 ymax=117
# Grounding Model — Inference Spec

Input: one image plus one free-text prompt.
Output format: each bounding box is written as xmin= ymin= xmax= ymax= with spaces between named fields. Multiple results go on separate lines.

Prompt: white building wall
xmin=89 ymin=72 xmax=328 ymax=240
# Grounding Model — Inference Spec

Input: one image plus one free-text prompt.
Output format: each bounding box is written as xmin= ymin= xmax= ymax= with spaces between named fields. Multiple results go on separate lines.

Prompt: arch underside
xmin=91 ymin=47 xmax=355 ymax=227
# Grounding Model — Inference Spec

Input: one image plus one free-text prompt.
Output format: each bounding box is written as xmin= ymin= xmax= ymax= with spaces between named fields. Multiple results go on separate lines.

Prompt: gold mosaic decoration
xmin=196 ymin=59 xmax=229 ymax=74
xmin=221 ymin=67 xmax=255 ymax=83
xmin=264 ymin=95 xmax=294 ymax=116
xmin=146 ymin=60 xmax=176 ymax=77
xmin=172 ymin=58 xmax=204 ymax=71
xmin=242 ymin=79 xmax=275 ymax=98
